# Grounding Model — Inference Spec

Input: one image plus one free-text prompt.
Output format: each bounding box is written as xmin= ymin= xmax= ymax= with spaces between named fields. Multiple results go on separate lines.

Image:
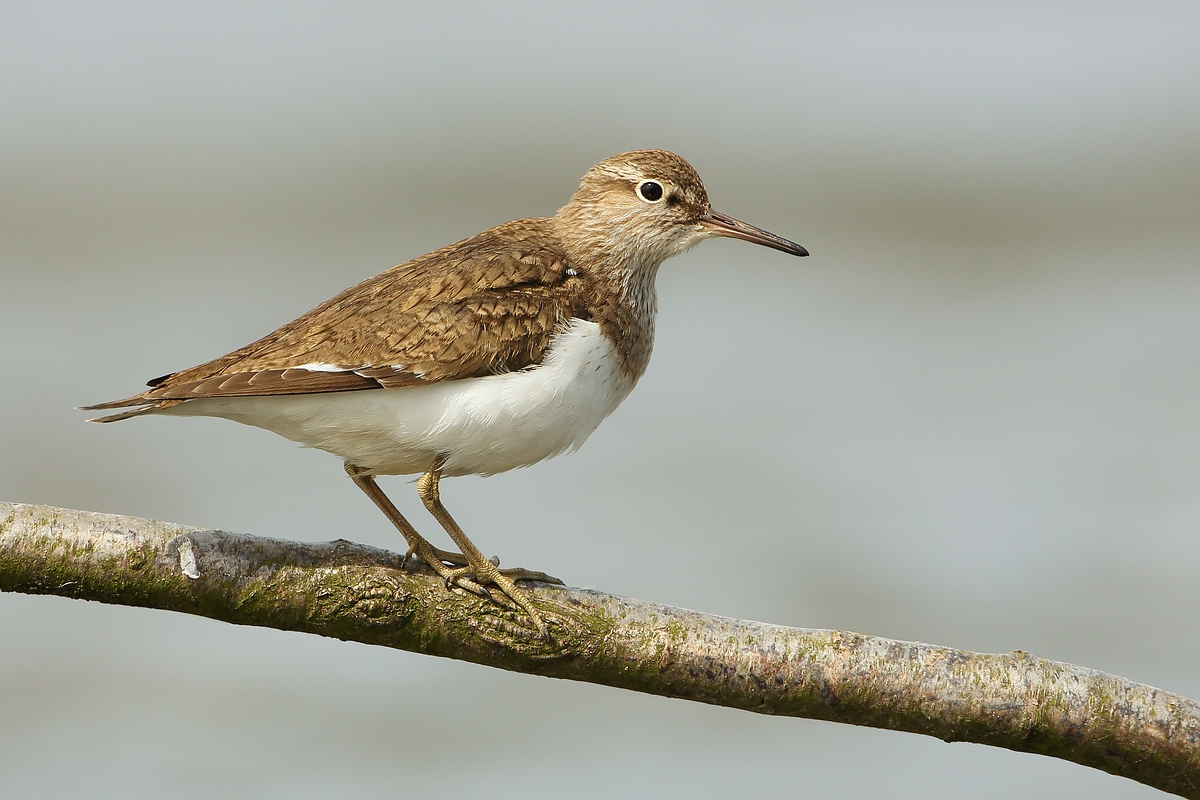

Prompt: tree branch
xmin=2 ymin=501 xmax=1197 ymax=796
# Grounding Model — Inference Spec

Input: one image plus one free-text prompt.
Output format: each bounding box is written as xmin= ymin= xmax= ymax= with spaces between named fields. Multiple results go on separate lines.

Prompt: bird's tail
xmin=80 ymin=397 xmax=185 ymax=423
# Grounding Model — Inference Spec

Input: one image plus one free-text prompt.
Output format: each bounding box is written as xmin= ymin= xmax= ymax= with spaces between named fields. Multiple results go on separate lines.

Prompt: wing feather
xmin=83 ymin=218 xmax=591 ymax=412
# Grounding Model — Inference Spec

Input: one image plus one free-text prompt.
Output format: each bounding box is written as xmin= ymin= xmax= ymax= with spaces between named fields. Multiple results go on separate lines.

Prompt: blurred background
xmin=2 ymin=2 xmax=1199 ymax=797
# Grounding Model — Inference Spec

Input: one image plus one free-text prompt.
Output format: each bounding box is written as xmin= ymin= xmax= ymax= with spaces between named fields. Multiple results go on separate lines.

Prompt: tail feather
xmin=82 ymin=397 xmax=186 ymax=423
xmin=80 ymin=394 xmax=151 ymax=411
xmin=87 ymin=406 xmax=155 ymax=423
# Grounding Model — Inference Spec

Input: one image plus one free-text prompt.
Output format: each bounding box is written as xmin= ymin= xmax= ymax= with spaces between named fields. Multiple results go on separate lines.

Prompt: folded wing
xmin=84 ymin=219 xmax=589 ymax=421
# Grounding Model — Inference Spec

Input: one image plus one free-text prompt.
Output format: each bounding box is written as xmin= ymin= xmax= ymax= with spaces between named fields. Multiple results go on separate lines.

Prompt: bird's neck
xmin=549 ymin=213 xmax=663 ymax=381
xmin=594 ymin=260 xmax=659 ymax=382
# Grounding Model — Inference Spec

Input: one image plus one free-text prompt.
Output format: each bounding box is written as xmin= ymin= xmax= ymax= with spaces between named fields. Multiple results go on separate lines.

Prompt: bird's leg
xmin=417 ymin=454 xmax=562 ymax=638
xmin=343 ymin=463 xmax=485 ymax=596
xmin=416 ymin=455 xmax=564 ymax=587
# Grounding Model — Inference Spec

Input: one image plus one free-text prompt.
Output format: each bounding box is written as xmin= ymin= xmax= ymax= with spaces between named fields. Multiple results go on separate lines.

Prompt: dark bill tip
xmin=702 ymin=209 xmax=808 ymax=257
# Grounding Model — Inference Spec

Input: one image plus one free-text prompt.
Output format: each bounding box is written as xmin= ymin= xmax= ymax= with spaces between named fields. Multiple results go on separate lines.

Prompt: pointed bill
xmin=701 ymin=210 xmax=808 ymax=257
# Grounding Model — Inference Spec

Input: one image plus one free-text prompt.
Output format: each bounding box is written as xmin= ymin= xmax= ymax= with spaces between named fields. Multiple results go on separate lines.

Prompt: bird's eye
xmin=638 ymin=181 xmax=664 ymax=202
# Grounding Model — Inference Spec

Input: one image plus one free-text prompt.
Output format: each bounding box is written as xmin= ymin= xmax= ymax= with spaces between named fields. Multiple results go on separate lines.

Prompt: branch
xmin=2 ymin=502 xmax=1197 ymax=797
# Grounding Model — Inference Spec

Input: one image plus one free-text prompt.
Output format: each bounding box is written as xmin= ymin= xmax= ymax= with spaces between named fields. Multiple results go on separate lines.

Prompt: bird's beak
xmin=701 ymin=209 xmax=809 ymax=257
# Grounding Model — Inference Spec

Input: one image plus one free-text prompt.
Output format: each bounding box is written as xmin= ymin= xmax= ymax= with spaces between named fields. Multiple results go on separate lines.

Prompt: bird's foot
xmin=442 ymin=559 xmax=554 ymax=640
xmin=406 ymin=543 xmax=469 ymax=568
xmin=403 ymin=540 xmax=489 ymax=597
xmin=492 ymin=566 xmax=564 ymax=585
xmin=409 ymin=545 xmax=563 ymax=586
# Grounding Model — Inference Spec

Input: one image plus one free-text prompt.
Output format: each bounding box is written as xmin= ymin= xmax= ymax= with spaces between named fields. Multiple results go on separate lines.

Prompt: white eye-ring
xmin=637 ymin=180 xmax=665 ymax=203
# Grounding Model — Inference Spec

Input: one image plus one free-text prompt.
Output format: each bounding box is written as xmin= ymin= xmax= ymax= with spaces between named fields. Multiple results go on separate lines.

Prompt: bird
xmin=83 ymin=149 xmax=808 ymax=638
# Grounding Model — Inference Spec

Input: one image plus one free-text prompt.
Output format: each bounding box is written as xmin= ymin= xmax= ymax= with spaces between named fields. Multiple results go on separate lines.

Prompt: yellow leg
xmin=417 ymin=454 xmax=562 ymax=639
xmin=344 ymin=463 xmax=487 ymax=597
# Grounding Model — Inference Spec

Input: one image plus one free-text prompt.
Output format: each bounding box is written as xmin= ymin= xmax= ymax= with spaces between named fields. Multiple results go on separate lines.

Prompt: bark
xmin=2 ymin=501 xmax=1198 ymax=797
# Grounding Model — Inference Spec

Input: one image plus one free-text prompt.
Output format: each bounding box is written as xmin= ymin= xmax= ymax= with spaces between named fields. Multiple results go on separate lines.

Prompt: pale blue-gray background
xmin=2 ymin=3 xmax=1199 ymax=797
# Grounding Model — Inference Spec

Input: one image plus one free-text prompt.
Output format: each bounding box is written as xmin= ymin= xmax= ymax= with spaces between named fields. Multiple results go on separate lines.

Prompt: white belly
xmin=159 ymin=318 xmax=638 ymax=477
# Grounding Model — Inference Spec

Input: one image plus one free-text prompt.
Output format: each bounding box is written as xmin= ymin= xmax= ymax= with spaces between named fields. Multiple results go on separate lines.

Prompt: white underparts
xmin=159 ymin=318 xmax=638 ymax=477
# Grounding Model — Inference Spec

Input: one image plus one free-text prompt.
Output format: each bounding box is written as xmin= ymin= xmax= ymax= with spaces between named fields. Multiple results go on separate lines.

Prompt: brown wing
xmin=85 ymin=218 xmax=591 ymax=416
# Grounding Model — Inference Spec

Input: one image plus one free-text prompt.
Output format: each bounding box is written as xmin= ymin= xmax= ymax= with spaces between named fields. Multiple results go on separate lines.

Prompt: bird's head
xmin=553 ymin=149 xmax=807 ymax=279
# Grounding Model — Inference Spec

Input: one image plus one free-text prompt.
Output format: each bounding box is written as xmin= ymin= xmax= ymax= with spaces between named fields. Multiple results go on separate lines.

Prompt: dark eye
xmin=638 ymin=181 xmax=664 ymax=202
